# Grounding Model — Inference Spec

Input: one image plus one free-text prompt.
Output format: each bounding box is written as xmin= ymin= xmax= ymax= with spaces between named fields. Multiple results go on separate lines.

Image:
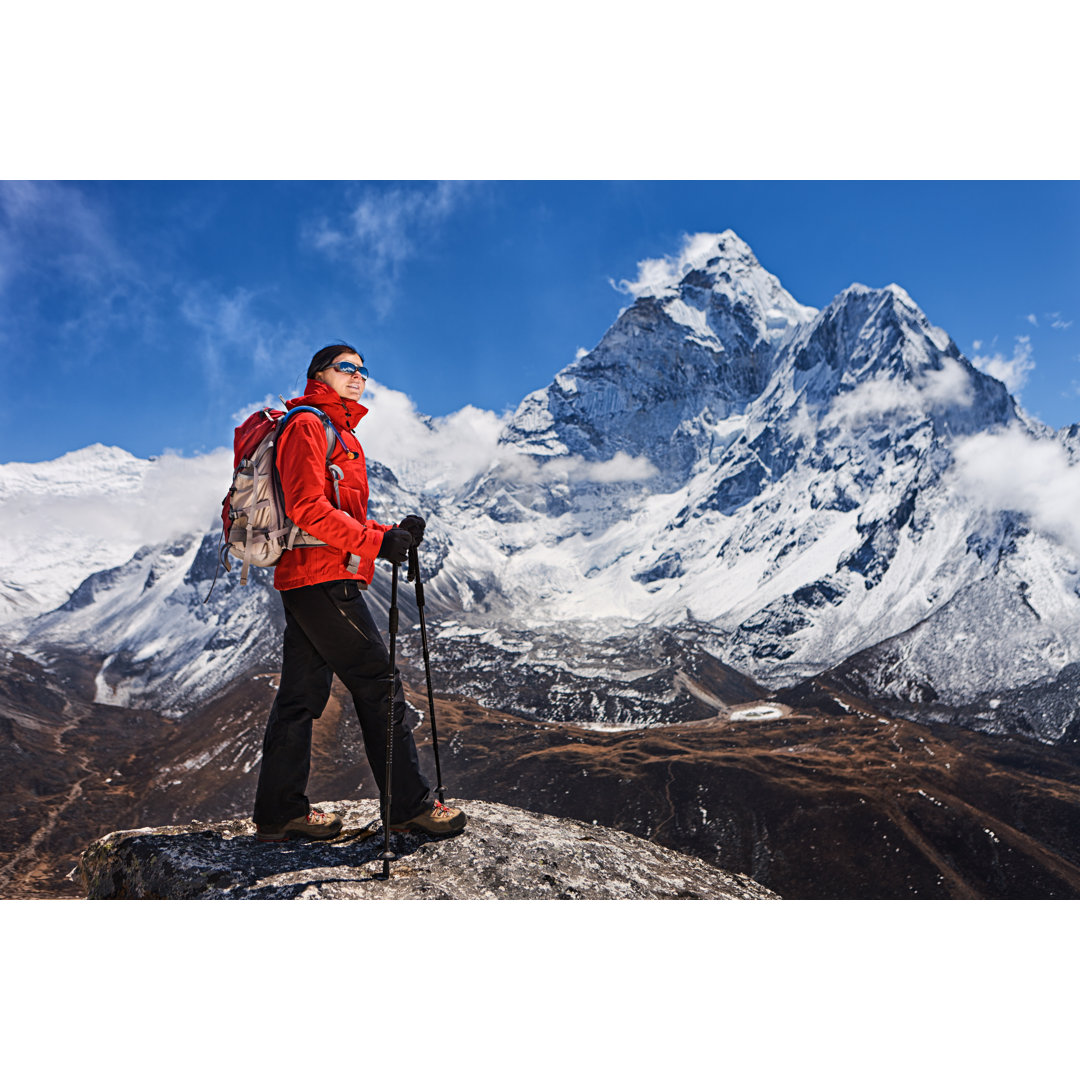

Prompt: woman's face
xmin=316 ymin=353 xmax=367 ymax=402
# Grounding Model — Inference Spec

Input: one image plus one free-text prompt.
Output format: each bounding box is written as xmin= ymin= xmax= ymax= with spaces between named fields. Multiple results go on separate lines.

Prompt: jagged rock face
xmin=80 ymin=799 xmax=778 ymax=900
xmin=828 ymin=536 xmax=1080 ymax=744
xmin=419 ymin=622 xmax=767 ymax=727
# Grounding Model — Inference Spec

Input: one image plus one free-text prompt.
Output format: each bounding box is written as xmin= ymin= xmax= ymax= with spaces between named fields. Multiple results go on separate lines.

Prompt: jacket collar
xmin=286 ymin=379 xmax=369 ymax=430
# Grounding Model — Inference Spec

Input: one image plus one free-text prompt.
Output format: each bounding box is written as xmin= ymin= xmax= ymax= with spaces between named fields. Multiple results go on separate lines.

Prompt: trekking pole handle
xmin=407 ymin=542 xmax=420 ymax=587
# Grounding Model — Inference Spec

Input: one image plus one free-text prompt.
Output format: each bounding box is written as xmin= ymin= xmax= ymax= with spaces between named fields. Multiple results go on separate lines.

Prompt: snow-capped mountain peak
xmin=617 ymin=229 xmax=816 ymax=325
xmin=0 ymin=443 xmax=146 ymax=499
xmin=501 ymin=231 xmax=821 ymax=484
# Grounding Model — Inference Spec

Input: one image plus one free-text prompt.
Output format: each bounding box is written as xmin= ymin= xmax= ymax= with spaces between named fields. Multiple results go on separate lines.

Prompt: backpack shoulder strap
xmin=276 ymin=406 xmax=359 ymax=511
xmin=278 ymin=406 xmax=356 ymax=465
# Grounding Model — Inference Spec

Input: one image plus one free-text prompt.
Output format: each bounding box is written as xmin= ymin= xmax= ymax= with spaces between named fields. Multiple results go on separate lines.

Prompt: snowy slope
xmin=0 ymin=445 xmax=230 ymax=630
xmin=423 ymin=257 xmax=1028 ymax=677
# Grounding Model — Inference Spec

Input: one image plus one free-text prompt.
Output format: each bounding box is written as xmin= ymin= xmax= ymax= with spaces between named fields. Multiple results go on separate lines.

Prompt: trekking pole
xmin=408 ymin=544 xmax=445 ymax=803
xmin=379 ymin=561 xmax=400 ymax=880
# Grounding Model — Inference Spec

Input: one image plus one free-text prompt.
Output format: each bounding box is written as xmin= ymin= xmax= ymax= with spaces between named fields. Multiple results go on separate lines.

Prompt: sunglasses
xmin=329 ymin=360 xmax=369 ymax=378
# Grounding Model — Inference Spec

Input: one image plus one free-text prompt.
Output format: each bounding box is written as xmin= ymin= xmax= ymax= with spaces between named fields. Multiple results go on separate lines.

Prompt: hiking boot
xmin=391 ymin=800 xmax=468 ymax=837
xmin=255 ymin=809 xmax=343 ymax=842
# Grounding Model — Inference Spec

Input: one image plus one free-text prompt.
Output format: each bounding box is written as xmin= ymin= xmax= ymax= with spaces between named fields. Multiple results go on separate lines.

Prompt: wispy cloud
xmin=1042 ymin=311 xmax=1073 ymax=330
xmin=0 ymin=181 xmax=126 ymax=280
xmin=971 ymin=336 xmax=1035 ymax=394
xmin=178 ymin=283 xmax=306 ymax=389
xmin=1026 ymin=313 xmax=1039 ymax=327
xmin=0 ymin=181 xmax=148 ymax=344
xmin=577 ymin=451 xmax=657 ymax=483
xmin=232 ymin=399 xmax=280 ymax=424
xmin=305 ymin=182 xmax=475 ymax=317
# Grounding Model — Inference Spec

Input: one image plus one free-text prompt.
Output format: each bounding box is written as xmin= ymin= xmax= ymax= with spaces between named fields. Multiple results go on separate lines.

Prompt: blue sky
xmin=1 ymin=180 xmax=1077 ymax=463
xmin=1 ymin=179 xmax=1078 ymax=463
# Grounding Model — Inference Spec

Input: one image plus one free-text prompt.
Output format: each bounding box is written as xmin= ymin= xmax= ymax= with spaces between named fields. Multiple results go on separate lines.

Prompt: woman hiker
xmin=252 ymin=343 xmax=467 ymax=842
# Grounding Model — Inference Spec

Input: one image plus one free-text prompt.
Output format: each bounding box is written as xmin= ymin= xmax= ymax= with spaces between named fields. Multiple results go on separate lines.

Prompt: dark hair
xmin=308 ymin=341 xmax=364 ymax=379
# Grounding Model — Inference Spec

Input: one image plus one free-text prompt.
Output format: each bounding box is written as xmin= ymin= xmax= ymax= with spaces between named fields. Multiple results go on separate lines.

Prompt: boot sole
xmin=390 ymin=821 xmax=467 ymax=837
xmin=256 ymin=824 xmax=343 ymax=842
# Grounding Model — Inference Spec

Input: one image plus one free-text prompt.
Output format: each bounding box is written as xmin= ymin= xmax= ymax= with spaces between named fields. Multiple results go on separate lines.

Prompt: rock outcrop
xmin=80 ymin=798 xmax=779 ymax=900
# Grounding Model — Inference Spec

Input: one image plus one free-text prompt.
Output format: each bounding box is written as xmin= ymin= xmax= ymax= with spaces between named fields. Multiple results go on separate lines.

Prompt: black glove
xmin=377 ymin=528 xmax=412 ymax=565
xmin=398 ymin=514 xmax=426 ymax=548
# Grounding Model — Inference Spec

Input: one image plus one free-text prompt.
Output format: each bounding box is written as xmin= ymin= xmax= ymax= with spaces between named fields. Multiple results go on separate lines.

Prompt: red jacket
xmin=273 ymin=379 xmax=391 ymax=591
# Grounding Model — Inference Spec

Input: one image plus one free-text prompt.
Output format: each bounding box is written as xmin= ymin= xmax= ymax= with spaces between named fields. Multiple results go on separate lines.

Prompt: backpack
xmin=207 ymin=404 xmax=358 ymax=598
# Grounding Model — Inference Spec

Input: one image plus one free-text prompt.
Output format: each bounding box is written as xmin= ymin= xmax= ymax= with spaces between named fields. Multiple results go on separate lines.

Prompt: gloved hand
xmin=377 ymin=527 xmax=412 ymax=565
xmin=398 ymin=514 xmax=426 ymax=547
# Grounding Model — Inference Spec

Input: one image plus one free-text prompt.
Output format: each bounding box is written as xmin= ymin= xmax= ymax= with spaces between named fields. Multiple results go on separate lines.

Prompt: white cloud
xmin=922 ymin=361 xmax=975 ymax=407
xmin=611 ymin=232 xmax=729 ymax=299
xmin=484 ymin=447 xmax=658 ymax=490
xmin=358 ymin=381 xmax=507 ymax=491
xmin=232 ymin=398 xmax=281 ymax=424
xmin=1052 ymin=319 xmax=1073 ymax=330
xmin=825 ymin=378 xmax=907 ymax=427
xmin=972 ymin=336 xmax=1035 ymax=394
xmin=2 ymin=447 xmax=233 ymax=562
xmin=0 ymin=446 xmax=234 ymax=622
xmin=306 ymin=182 xmax=474 ymax=317
xmin=785 ymin=398 xmax=817 ymax=444
xmin=357 ymin=381 xmax=656 ymax=493
xmin=952 ymin=428 xmax=1080 ymax=558
xmin=1026 ymin=313 xmax=1039 ymax=326
xmin=825 ymin=358 xmax=974 ymax=427
xmin=132 ymin=450 xmax=235 ymax=540
xmin=576 ymin=347 xmax=589 ymax=360
xmin=972 ymin=339 xmax=983 ymax=351
xmin=577 ymin=451 xmax=657 ymax=483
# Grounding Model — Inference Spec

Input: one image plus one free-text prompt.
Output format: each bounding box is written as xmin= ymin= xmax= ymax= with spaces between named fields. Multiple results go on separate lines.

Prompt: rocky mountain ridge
xmin=6 ymin=230 xmax=1075 ymax=742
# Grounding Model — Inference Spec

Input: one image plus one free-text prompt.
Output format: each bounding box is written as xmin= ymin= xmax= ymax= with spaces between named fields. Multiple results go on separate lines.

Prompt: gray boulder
xmin=80 ymin=799 xmax=779 ymax=900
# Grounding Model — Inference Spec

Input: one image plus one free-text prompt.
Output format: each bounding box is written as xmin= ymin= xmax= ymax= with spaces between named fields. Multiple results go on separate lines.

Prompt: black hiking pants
xmin=253 ymin=578 xmax=432 ymax=828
